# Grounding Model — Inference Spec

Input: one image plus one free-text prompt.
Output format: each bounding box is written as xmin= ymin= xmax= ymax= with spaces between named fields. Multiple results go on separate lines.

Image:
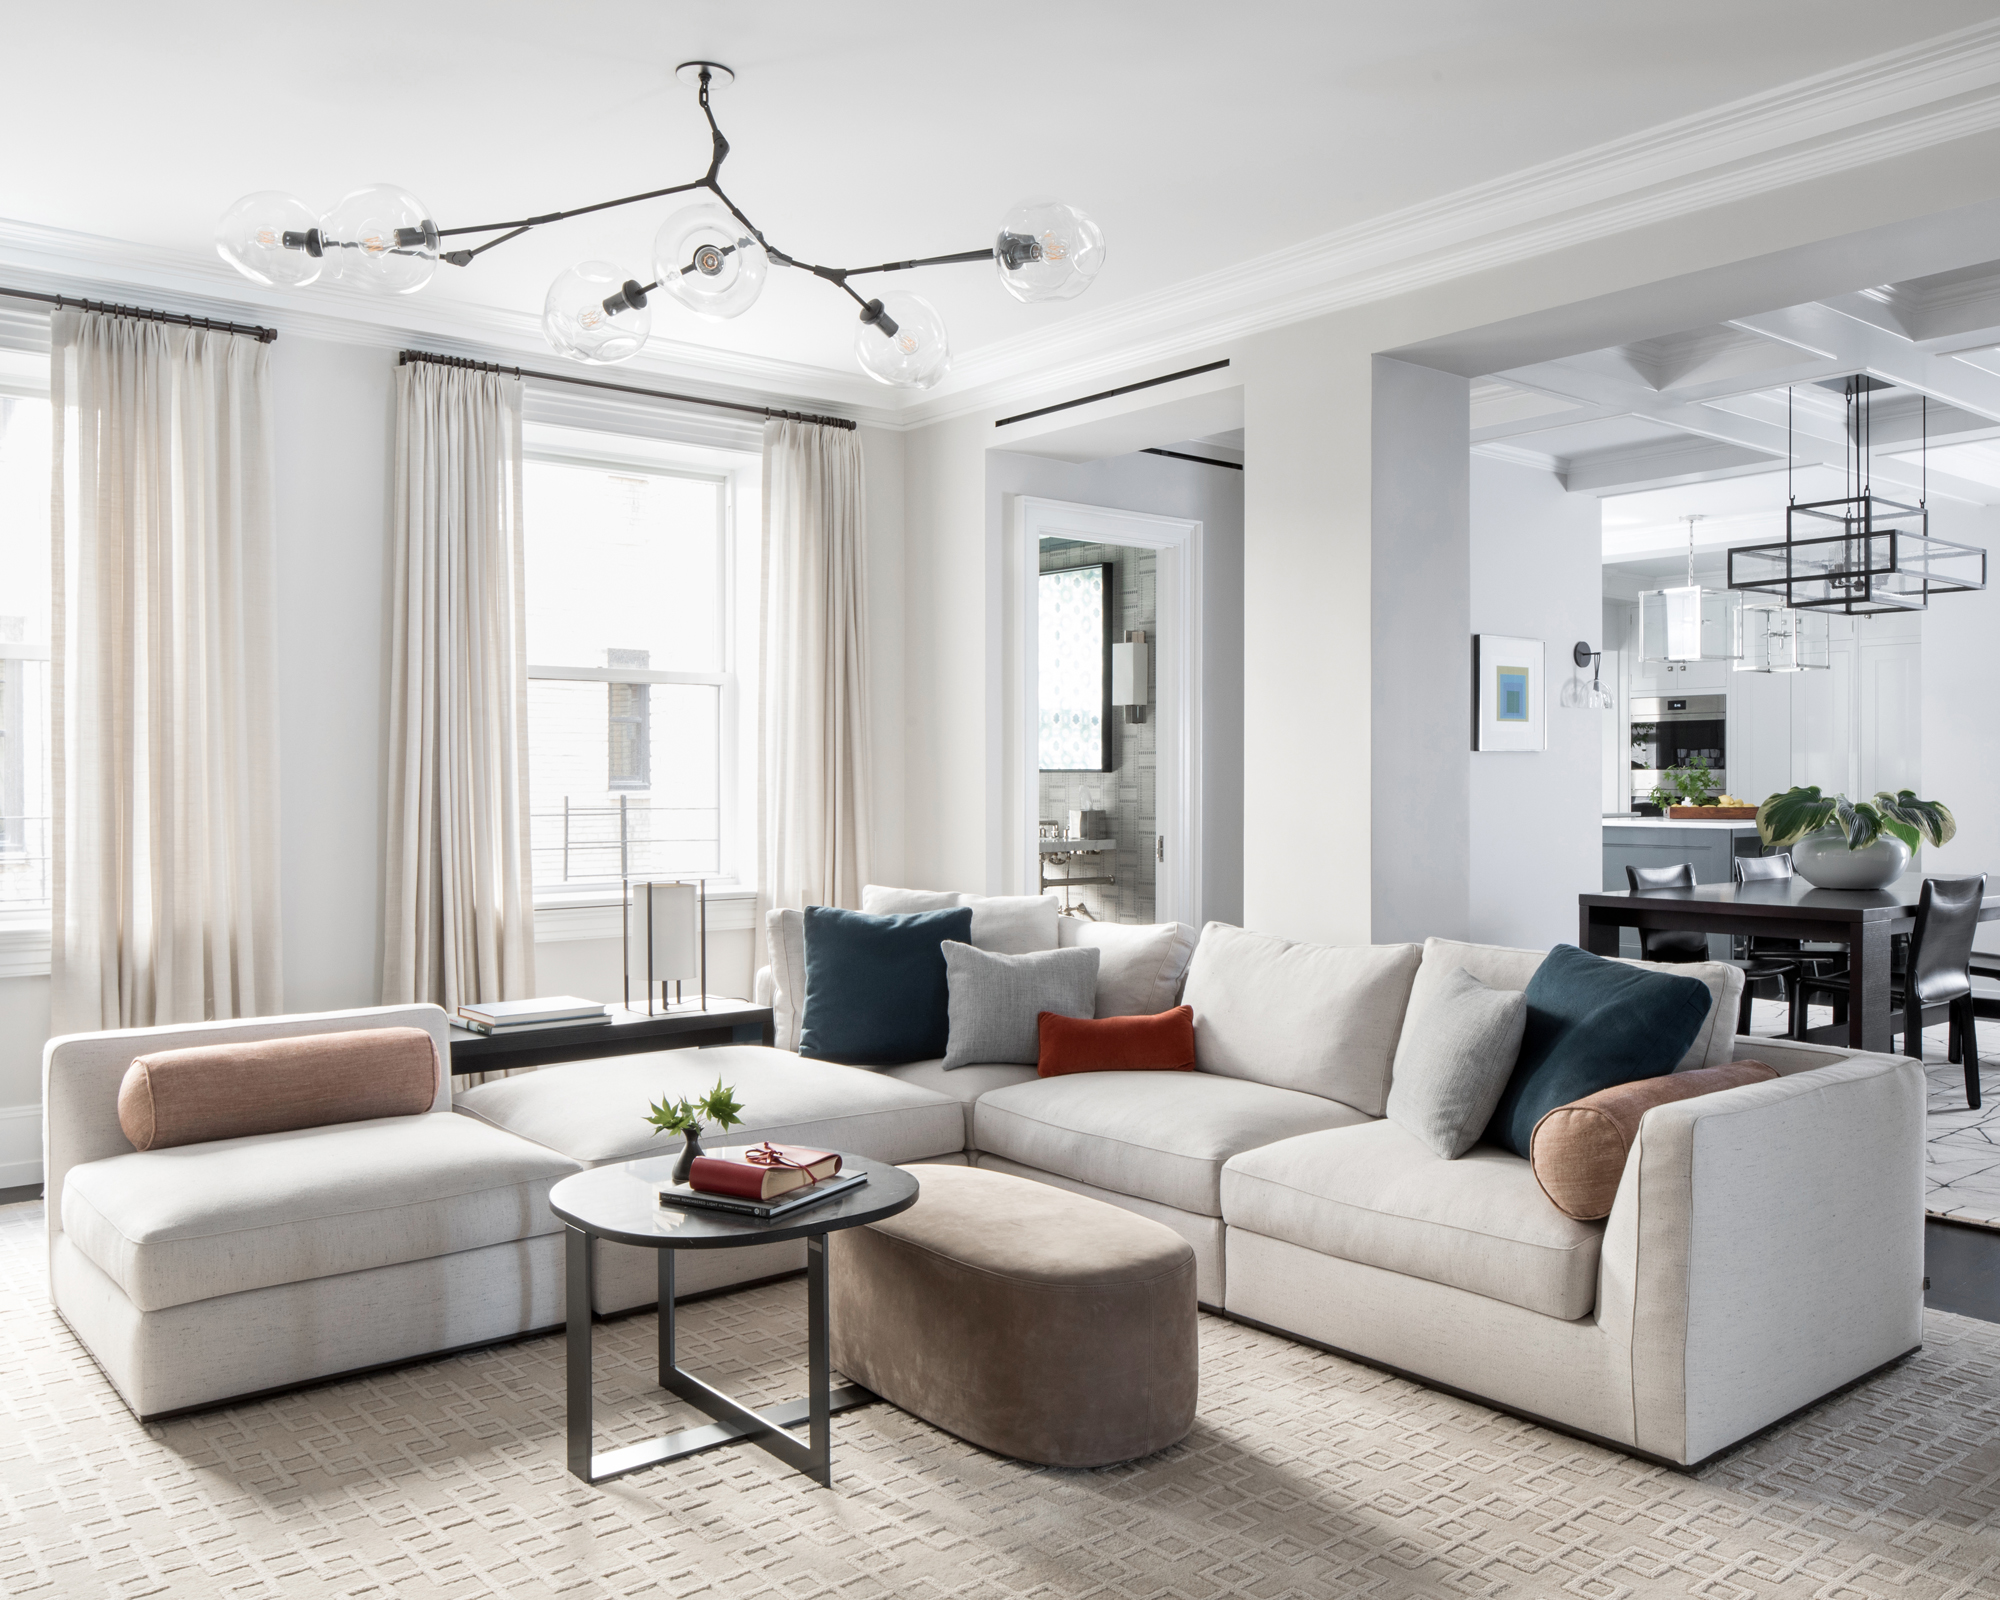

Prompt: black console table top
xmin=446 ymin=997 xmax=773 ymax=1074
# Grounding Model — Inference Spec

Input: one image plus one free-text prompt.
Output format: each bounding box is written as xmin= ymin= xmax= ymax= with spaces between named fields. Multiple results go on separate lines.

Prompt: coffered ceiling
xmin=6 ymin=4 xmax=2000 ymax=418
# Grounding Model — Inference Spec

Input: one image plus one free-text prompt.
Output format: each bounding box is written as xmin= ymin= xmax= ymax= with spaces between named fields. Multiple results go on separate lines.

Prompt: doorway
xmin=1011 ymin=497 xmax=1202 ymax=925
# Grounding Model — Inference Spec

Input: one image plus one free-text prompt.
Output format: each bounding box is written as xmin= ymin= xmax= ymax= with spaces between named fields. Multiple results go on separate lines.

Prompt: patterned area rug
xmin=1746 ymin=998 xmax=2000 ymax=1229
xmin=8 ymin=1201 xmax=2000 ymax=1598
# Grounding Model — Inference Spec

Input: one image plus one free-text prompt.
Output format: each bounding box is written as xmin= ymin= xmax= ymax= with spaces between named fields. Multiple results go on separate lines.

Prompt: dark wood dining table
xmin=1579 ymin=870 xmax=2000 ymax=1054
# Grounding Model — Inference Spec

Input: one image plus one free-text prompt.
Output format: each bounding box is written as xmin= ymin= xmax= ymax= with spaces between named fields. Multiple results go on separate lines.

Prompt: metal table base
xmin=565 ymin=1226 xmax=875 ymax=1487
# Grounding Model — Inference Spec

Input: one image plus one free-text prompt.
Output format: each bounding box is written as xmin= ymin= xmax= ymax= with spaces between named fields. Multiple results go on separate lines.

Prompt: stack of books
xmin=457 ymin=996 xmax=612 ymax=1035
xmin=658 ymin=1144 xmax=865 ymax=1220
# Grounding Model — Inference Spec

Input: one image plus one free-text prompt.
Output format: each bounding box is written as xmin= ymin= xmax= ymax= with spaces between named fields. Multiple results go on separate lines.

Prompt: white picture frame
xmin=1474 ymin=634 xmax=1545 ymax=752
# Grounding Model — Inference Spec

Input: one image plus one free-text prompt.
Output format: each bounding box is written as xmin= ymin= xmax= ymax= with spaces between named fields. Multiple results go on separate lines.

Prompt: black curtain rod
xmin=0 ymin=284 xmax=278 ymax=343
xmin=1142 ymin=446 xmax=1242 ymax=471
xmin=397 ymin=348 xmax=856 ymax=431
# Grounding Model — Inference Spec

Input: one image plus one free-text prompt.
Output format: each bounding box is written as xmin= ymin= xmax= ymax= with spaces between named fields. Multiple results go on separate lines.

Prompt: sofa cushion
xmin=880 ymin=1057 xmax=1037 ymax=1147
xmin=454 ymin=1044 xmax=965 ymax=1166
xmin=799 ymin=905 xmax=973 ymax=1066
xmin=862 ymin=885 xmax=961 ymax=913
xmin=117 ymin=1027 xmax=439 ymax=1151
xmin=1038 ymin=1007 xmax=1195 ymax=1077
xmin=1180 ymin=924 xmax=1422 ymax=1114
xmin=766 ymin=908 xmax=807 ymax=1052
xmin=1384 ymin=966 xmax=1527 ymax=1159
xmin=1409 ymin=937 xmax=1745 ymax=1073
xmin=973 ymin=1071 xmax=1369 ymax=1217
xmin=1057 ymin=917 xmax=1198 ymax=1016
xmin=943 ymin=941 xmax=1098 ymax=1068
xmin=1220 ymin=1119 xmax=1604 ymax=1321
xmin=1484 ymin=944 xmax=1714 ymax=1158
xmin=61 ymin=1112 xmax=578 ymax=1313
xmin=863 ymin=886 xmax=1061 ymax=955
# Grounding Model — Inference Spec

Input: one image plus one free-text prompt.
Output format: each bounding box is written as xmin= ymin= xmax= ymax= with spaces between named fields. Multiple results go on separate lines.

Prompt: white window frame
xmin=522 ymin=427 xmax=760 ymax=918
xmin=0 ymin=341 xmax=52 ymax=973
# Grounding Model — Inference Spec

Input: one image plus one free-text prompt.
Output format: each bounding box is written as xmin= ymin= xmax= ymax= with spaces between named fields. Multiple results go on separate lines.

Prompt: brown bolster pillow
xmin=116 ymin=1027 xmax=439 ymax=1151
xmin=1529 ymin=1060 xmax=1779 ymax=1221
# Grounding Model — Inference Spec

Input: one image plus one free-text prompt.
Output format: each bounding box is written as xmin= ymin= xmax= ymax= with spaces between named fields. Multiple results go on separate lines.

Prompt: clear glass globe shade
xmin=321 ymin=184 xmax=439 ymax=294
xmin=854 ymin=293 xmax=950 ymax=389
xmin=215 ymin=191 xmax=324 ymax=288
xmin=543 ymin=261 xmax=652 ymax=364
xmin=994 ymin=200 xmax=1105 ymax=303
xmin=652 ymin=202 xmax=768 ymax=320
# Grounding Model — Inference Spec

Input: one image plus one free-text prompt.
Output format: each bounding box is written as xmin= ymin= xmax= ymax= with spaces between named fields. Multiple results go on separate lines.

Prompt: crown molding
xmin=9 ymin=20 xmax=2000 ymax=433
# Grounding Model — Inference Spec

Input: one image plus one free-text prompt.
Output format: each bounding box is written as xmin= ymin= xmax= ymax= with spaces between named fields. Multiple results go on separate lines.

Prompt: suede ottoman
xmin=829 ymin=1164 xmax=1197 ymax=1467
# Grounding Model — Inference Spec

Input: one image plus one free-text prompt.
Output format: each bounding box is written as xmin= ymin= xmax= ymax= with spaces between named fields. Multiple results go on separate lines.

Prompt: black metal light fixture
xmin=214 ymin=62 xmax=1105 ymax=390
xmin=1727 ymin=377 xmax=1986 ymax=614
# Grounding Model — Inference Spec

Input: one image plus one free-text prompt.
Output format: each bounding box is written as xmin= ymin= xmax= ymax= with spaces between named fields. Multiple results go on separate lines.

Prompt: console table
xmin=447 ymin=996 xmax=773 ymax=1075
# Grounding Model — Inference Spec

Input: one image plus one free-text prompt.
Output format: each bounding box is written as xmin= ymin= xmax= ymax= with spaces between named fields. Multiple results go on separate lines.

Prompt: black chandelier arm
xmin=434 ymin=177 xmax=714 ymax=248
xmin=840 ymin=248 xmax=998 ymax=277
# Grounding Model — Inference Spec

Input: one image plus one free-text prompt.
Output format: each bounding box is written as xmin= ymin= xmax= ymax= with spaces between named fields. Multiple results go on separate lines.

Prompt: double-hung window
xmin=0 ymin=349 xmax=52 ymax=945
xmin=522 ymin=430 xmax=756 ymax=901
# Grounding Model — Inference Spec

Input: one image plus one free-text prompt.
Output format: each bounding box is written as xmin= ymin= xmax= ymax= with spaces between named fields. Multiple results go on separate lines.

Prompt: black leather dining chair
xmin=1797 ymin=874 xmax=1988 ymax=1108
xmin=1625 ymin=862 xmax=1708 ymax=964
xmin=1730 ymin=852 xmax=1804 ymax=1036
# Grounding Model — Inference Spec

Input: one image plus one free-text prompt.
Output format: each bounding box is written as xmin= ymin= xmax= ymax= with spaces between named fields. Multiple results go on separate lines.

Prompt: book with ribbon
xmin=688 ymin=1143 xmax=843 ymax=1201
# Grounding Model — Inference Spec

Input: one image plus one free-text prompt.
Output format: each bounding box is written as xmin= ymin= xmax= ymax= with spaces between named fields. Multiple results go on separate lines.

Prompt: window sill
xmin=533 ymin=885 xmax=758 ymax=942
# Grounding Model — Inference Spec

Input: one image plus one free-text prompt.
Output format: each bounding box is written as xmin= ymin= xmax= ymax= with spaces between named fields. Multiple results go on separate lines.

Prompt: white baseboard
xmin=0 ymin=1103 xmax=42 ymax=1190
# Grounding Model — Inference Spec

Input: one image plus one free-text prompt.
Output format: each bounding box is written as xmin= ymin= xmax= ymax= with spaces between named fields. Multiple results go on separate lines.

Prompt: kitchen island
xmin=1603 ymin=815 xmax=1765 ymax=958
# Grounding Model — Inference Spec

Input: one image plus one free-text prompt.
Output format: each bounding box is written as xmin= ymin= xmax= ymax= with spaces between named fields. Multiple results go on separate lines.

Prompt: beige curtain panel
xmin=759 ymin=420 xmax=872 ymax=922
xmin=379 ymin=362 xmax=536 ymax=1013
xmin=50 ymin=310 xmax=282 ymax=1034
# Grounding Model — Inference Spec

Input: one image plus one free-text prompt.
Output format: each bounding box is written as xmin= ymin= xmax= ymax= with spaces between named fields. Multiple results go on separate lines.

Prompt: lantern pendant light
xmin=1640 ymin=515 xmax=1742 ymax=664
xmin=214 ymin=62 xmax=1105 ymax=390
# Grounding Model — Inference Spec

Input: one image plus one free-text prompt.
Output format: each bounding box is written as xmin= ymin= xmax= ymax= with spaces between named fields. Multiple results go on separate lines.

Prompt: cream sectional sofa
xmin=43 ymin=922 xmax=1923 ymax=1468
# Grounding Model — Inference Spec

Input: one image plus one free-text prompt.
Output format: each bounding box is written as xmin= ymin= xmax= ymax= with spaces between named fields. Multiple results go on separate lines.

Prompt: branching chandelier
xmin=213 ymin=62 xmax=1105 ymax=391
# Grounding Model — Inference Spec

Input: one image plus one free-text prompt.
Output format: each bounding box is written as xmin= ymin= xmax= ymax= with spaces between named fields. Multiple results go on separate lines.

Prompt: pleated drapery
xmin=379 ymin=362 xmax=536 ymax=1012
xmin=759 ymin=420 xmax=873 ymax=923
xmin=50 ymin=309 xmax=282 ymax=1034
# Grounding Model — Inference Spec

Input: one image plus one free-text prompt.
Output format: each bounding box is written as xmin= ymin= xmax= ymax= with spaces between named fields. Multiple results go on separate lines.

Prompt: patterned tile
xmin=8 ymin=1199 xmax=2000 ymax=1598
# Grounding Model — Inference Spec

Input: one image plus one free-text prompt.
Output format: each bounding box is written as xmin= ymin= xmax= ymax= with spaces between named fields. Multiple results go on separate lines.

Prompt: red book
xmin=688 ymin=1144 xmax=842 ymax=1200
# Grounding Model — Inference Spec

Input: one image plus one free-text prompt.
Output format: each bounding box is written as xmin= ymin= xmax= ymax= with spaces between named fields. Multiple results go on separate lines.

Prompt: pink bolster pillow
xmin=116 ymin=1027 xmax=439 ymax=1151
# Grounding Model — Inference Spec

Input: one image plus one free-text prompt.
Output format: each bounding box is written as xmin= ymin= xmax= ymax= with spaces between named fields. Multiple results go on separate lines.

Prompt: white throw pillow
xmin=859 ymin=885 xmax=1059 ymax=955
xmin=1384 ymin=964 xmax=1529 ymax=1158
xmin=1406 ymin=938 xmax=1744 ymax=1071
xmin=764 ymin=908 xmax=808 ymax=1052
xmin=1181 ymin=923 xmax=1423 ymax=1115
xmin=1056 ymin=917 xmax=1200 ymax=1016
xmin=862 ymin=885 xmax=962 ymax=914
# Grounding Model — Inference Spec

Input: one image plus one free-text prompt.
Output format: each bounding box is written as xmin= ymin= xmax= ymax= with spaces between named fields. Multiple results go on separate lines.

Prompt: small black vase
xmin=672 ymin=1127 xmax=705 ymax=1185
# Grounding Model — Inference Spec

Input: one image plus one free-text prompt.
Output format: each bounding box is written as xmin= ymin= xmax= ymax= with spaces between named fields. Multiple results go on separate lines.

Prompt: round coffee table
xmin=549 ymin=1152 xmax=919 ymax=1486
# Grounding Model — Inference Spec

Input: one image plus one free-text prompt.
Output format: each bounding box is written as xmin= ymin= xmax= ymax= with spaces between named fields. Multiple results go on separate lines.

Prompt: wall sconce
xmin=1559 ymin=640 xmax=1614 ymax=709
xmin=1112 ymin=629 xmax=1149 ymax=724
xmin=623 ymin=878 xmax=707 ymax=1014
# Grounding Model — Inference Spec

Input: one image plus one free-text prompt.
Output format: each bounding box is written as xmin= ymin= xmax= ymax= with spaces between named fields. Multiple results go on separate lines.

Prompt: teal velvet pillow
xmin=1483 ymin=943 xmax=1714 ymax=1159
xmin=798 ymin=905 xmax=974 ymax=1066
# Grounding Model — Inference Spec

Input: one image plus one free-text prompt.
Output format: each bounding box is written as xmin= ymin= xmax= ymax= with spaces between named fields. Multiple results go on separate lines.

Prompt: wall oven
xmin=1629 ymin=694 xmax=1726 ymax=794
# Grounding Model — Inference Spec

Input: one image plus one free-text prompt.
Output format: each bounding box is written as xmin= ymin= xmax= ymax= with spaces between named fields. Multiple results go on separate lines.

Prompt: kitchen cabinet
xmin=1726 ymin=663 xmax=1792 ymax=804
xmin=1629 ymin=656 xmax=1728 ymax=695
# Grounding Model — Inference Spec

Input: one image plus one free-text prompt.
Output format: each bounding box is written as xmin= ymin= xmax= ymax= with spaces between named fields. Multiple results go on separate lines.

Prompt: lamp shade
xmin=1640 ymin=585 xmax=1741 ymax=662
xmin=625 ymin=881 xmax=701 ymax=992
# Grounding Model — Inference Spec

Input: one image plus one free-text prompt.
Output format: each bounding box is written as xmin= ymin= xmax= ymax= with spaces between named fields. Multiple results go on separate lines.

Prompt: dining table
xmin=1578 ymin=869 xmax=2000 ymax=1054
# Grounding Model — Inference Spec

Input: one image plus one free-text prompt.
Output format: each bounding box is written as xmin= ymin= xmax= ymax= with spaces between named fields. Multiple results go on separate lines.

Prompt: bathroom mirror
xmin=1038 ymin=563 xmax=1110 ymax=772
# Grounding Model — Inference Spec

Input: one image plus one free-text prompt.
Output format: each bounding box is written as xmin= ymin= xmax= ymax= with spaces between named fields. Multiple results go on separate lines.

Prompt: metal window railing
xmin=531 ymin=797 xmax=721 ymax=887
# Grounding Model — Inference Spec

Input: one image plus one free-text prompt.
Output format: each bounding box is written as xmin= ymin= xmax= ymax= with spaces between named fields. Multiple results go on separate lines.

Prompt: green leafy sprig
xmin=1756 ymin=786 xmax=1957 ymax=853
xmin=644 ymin=1078 xmax=746 ymax=1139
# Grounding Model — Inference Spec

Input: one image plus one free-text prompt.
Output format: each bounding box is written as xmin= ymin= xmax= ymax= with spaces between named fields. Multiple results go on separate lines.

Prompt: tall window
xmin=0 ymin=386 xmax=51 ymax=914
xmin=523 ymin=451 xmax=737 ymax=893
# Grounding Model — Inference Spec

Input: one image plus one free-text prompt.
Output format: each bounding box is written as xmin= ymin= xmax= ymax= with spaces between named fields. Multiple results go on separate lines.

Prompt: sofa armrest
xmin=1598 ymin=1052 xmax=1923 ymax=1465
xmin=43 ymin=1004 xmax=454 ymax=1254
xmin=1731 ymin=1035 xmax=1868 ymax=1076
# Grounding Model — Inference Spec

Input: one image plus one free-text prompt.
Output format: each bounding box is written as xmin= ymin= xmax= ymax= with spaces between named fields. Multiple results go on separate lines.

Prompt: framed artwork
xmin=1473 ymin=634 xmax=1545 ymax=752
xmin=1038 ymin=563 xmax=1112 ymax=771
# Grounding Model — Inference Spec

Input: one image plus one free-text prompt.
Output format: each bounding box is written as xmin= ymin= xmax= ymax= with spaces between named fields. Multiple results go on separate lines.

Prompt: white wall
xmin=985 ymin=446 xmax=1245 ymax=925
xmin=1467 ymin=456 xmax=1604 ymax=949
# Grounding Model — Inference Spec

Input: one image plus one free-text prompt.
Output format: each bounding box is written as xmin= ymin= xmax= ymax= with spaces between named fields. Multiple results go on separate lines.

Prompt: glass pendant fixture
xmin=1737 ymin=602 xmax=1830 ymax=672
xmin=1641 ymin=515 xmax=1741 ymax=662
xmin=1729 ymin=381 xmax=1986 ymax=614
xmin=319 ymin=185 xmax=439 ymax=293
xmin=854 ymin=293 xmax=949 ymax=389
xmin=994 ymin=200 xmax=1106 ymax=302
xmin=214 ymin=191 xmax=325 ymax=288
xmin=542 ymin=262 xmax=652 ymax=364
xmin=653 ymin=202 xmax=768 ymax=320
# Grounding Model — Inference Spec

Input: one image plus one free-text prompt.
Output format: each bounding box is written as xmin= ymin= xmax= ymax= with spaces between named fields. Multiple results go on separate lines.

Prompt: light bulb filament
xmin=1040 ymin=230 xmax=1068 ymax=263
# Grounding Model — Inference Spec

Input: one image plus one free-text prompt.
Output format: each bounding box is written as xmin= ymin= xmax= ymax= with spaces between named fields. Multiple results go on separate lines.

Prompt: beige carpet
xmin=7 ymin=1201 xmax=2000 ymax=1599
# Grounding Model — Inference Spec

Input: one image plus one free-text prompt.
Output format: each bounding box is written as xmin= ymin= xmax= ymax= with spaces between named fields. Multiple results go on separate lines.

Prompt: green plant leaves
xmin=1758 ymin=786 xmax=1836 ymax=848
xmin=644 ymin=1078 xmax=747 ymax=1138
xmin=1874 ymin=789 xmax=1956 ymax=848
xmin=1758 ymin=785 xmax=1955 ymax=851
xmin=701 ymin=1078 xmax=745 ymax=1131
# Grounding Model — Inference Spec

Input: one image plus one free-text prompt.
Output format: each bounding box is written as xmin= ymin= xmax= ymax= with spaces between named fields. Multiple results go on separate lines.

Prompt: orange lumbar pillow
xmin=117 ymin=1027 xmax=440 ymax=1151
xmin=1037 ymin=1006 xmax=1196 ymax=1077
xmin=1529 ymin=1060 xmax=1779 ymax=1220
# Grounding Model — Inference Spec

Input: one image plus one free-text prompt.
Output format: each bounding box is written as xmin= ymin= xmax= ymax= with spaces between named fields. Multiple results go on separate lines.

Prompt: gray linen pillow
xmin=942 ymin=942 xmax=1100 ymax=1068
xmin=1384 ymin=963 xmax=1529 ymax=1158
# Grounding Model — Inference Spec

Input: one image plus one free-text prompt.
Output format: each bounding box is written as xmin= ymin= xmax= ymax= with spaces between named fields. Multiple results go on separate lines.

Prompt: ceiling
xmin=1472 ymin=265 xmax=2000 ymax=580
xmin=4 ymin=2 xmax=1997 ymax=411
